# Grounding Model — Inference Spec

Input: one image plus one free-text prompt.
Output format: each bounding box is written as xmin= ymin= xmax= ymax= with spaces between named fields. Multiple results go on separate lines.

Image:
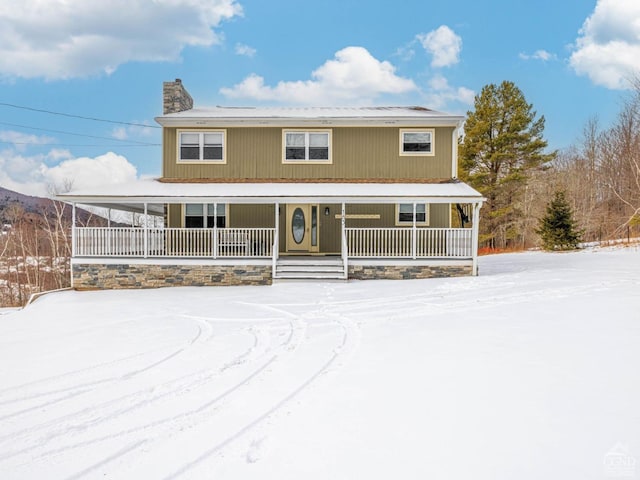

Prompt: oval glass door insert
xmin=292 ymin=207 xmax=305 ymax=244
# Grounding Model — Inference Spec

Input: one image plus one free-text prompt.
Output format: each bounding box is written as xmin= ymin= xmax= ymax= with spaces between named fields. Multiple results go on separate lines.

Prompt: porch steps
xmin=274 ymin=258 xmax=346 ymax=280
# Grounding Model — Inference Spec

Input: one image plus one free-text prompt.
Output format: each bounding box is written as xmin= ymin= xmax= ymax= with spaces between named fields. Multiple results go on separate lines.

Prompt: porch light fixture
xmin=324 ymin=207 xmax=330 ymax=216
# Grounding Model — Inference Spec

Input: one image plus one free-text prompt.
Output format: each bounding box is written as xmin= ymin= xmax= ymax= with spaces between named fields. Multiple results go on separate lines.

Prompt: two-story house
xmin=59 ymin=79 xmax=484 ymax=289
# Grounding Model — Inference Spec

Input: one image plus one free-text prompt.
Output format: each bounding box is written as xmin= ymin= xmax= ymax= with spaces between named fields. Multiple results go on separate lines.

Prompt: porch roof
xmin=57 ymin=179 xmax=484 ymax=214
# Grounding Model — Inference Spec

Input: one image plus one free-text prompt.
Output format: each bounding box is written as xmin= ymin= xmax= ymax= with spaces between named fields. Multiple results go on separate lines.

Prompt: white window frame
xmin=282 ymin=129 xmax=332 ymax=164
xmin=395 ymin=203 xmax=429 ymax=226
xmin=182 ymin=203 xmax=228 ymax=228
xmin=399 ymin=128 xmax=435 ymax=156
xmin=177 ymin=129 xmax=227 ymax=164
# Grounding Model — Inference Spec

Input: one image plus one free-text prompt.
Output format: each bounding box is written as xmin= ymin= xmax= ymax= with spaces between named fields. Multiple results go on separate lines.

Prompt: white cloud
xmin=110 ymin=123 xmax=155 ymax=141
xmin=417 ymin=26 xmax=462 ymax=68
xmin=0 ymin=149 xmax=138 ymax=196
xmin=0 ymin=131 xmax=54 ymax=151
xmin=423 ymin=75 xmax=474 ymax=110
xmin=570 ymin=0 xmax=640 ymax=89
xmin=235 ymin=43 xmax=256 ymax=57
xmin=220 ymin=46 xmax=417 ymax=104
xmin=519 ymin=50 xmax=557 ymax=61
xmin=394 ymin=43 xmax=416 ymax=62
xmin=0 ymin=0 xmax=242 ymax=79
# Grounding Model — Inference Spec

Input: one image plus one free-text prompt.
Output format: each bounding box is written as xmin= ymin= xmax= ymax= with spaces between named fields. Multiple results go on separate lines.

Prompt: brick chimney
xmin=163 ymin=79 xmax=193 ymax=114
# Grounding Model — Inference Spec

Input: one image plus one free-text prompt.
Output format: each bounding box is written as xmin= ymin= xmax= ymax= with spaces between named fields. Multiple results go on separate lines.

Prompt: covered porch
xmin=58 ymin=180 xmax=484 ymax=286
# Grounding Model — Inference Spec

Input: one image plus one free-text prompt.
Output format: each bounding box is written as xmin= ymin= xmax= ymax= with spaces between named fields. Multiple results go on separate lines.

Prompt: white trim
xmin=471 ymin=203 xmax=481 ymax=276
xmin=282 ymin=129 xmax=332 ymax=164
xmin=349 ymin=258 xmax=472 ymax=267
xmin=72 ymin=258 xmax=272 ymax=266
xmin=176 ymin=129 xmax=227 ymax=164
xmin=451 ymin=125 xmax=459 ymax=179
xmin=399 ymin=128 xmax=435 ymax=156
xmin=57 ymin=181 xmax=485 ymax=207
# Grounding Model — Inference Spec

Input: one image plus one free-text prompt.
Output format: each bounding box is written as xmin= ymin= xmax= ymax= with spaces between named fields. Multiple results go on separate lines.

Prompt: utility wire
xmin=0 ymin=140 xmax=159 ymax=147
xmin=0 ymin=102 xmax=161 ymax=129
xmin=0 ymin=121 xmax=159 ymax=145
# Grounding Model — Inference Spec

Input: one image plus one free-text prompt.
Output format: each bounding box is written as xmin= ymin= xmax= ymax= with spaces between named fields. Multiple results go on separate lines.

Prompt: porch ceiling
xmin=56 ymin=179 xmax=485 ymax=209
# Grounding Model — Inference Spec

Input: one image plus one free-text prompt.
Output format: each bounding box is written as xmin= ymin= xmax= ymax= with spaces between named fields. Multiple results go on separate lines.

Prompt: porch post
xmin=341 ymin=203 xmax=348 ymax=278
xmin=143 ymin=202 xmax=148 ymax=258
xmin=471 ymin=202 xmax=481 ymax=276
xmin=273 ymin=202 xmax=279 ymax=277
xmin=412 ymin=202 xmax=417 ymax=259
xmin=213 ymin=202 xmax=218 ymax=259
xmin=107 ymin=208 xmax=111 ymax=228
xmin=71 ymin=202 xmax=76 ymax=258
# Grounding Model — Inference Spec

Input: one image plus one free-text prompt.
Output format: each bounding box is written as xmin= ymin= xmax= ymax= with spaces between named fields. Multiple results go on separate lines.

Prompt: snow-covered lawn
xmin=0 ymin=248 xmax=639 ymax=479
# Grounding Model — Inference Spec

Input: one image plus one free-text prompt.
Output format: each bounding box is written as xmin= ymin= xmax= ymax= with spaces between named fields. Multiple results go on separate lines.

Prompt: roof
xmin=156 ymin=106 xmax=465 ymax=128
xmin=57 ymin=179 xmax=484 ymax=215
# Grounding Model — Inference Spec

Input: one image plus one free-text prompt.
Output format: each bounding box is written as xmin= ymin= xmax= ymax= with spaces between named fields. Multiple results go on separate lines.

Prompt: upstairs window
xmin=283 ymin=131 xmax=331 ymax=163
xmin=400 ymin=129 xmax=435 ymax=156
xmin=184 ymin=204 xmax=226 ymax=228
xmin=396 ymin=203 xmax=429 ymax=226
xmin=179 ymin=131 xmax=225 ymax=163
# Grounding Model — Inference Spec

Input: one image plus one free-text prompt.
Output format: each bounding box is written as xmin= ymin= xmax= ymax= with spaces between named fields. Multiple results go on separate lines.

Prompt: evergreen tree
xmin=536 ymin=191 xmax=583 ymax=250
xmin=460 ymin=81 xmax=555 ymax=249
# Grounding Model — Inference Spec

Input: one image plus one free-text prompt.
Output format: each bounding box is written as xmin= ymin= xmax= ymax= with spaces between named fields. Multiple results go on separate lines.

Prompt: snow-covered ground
xmin=0 ymin=247 xmax=639 ymax=479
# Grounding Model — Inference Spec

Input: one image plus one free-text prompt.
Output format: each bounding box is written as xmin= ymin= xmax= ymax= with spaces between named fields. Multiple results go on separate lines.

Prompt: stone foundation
xmin=73 ymin=263 xmax=272 ymax=289
xmin=348 ymin=264 xmax=472 ymax=280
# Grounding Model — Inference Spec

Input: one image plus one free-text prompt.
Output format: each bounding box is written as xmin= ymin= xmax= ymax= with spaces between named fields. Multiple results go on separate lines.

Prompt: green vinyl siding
xmin=163 ymin=126 xmax=455 ymax=180
xmin=228 ymin=204 xmax=274 ymax=228
xmin=167 ymin=204 xmax=182 ymax=228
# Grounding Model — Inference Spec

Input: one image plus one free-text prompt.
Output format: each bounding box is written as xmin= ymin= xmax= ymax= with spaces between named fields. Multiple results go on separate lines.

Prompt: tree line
xmin=461 ymin=80 xmax=640 ymax=251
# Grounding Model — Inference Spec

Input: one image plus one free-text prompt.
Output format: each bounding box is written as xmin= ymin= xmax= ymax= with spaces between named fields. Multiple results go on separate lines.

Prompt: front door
xmin=286 ymin=204 xmax=319 ymax=253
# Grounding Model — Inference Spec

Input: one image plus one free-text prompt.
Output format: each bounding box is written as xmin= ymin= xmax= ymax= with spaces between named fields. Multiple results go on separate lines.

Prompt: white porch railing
xmin=75 ymin=227 xmax=471 ymax=259
xmin=346 ymin=227 xmax=472 ymax=258
xmin=74 ymin=227 xmax=275 ymax=258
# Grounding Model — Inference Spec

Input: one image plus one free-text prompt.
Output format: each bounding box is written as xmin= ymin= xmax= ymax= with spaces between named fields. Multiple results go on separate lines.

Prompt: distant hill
xmin=0 ymin=186 xmax=110 ymax=226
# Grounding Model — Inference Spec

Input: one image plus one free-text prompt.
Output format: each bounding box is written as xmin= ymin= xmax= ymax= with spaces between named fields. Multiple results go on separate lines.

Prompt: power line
xmin=0 ymin=121 xmax=159 ymax=145
xmin=0 ymin=102 xmax=161 ymax=129
xmin=0 ymin=140 xmax=159 ymax=147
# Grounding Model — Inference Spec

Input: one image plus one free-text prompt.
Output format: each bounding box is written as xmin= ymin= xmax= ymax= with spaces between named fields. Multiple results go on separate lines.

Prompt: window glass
xmin=284 ymin=131 xmax=330 ymax=161
xmin=398 ymin=203 xmax=427 ymax=223
xmin=309 ymin=133 xmax=328 ymax=147
xmin=286 ymin=133 xmax=306 ymax=146
xmin=186 ymin=204 xmax=226 ymax=229
xmin=402 ymin=131 xmax=432 ymax=153
xmin=179 ymin=131 xmax=224 ymax=162
xmin=309 ymin=133 xmax=329 ymax=160
xmin=210 ymin=204 xmax=226 ymax=228
xmin=286 ymin=133 xmax=306 ymax=160
xmin=181 ymin=133 xmax=199 ymax=144
xmin=186 ymin=204 xmax=203 ymax=215
xmin=180 ymin=133 xmax=200 ymax=160
xmin=203 ymin=133 xmax=223 ymax=160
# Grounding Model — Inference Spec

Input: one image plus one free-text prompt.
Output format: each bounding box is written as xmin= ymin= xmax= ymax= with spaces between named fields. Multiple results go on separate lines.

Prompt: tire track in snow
xmin=0 ymin=314 xmax=212 ymax=413
xmin=0 ymin=318 xmax=303 ymax=468
xmin=161 ymin=298 xmax=360 ymax=479
xmin=0 ymin=318 xmax=211 ymax=423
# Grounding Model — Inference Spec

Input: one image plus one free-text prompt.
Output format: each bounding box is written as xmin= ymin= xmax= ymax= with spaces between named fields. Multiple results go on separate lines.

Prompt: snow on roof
xmin=156 ymin=106 xmax=464 ymax=127
xmin=57 ymin=179 xmax=484 ymax=206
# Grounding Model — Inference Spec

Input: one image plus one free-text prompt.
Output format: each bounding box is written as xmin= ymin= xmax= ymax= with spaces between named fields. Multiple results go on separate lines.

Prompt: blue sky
xmin=0 ymin=0 xmax=637 ymax=196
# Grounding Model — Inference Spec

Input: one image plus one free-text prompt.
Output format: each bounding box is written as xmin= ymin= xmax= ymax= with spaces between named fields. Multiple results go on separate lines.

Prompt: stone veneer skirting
xmin=73 ymin=263 xmax=272 ymax=289
xmin=348 ymin=264 xmax=472 ymax=280
xmin=72 ymin=260 xmax=474 ymax=289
